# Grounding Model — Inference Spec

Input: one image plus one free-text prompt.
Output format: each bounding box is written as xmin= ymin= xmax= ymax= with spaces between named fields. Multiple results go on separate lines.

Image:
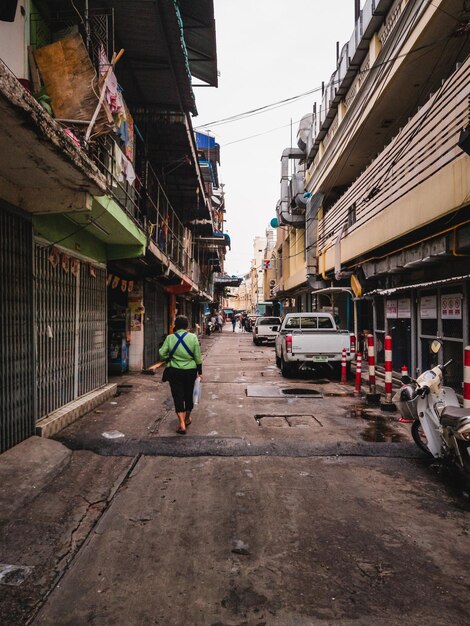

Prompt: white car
xmin=253 ymin=316 xmax=282 ymax=345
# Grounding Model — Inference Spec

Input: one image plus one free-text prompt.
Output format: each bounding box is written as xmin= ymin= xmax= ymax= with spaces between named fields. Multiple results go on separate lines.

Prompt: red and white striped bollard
xmin=355 ymin=353 xmax=362 ymax=396
xmin=341 ymin=347 xmax=347 ymax=384
xmin=384 ymin=335 xmax=393 ymax=403
xmin=464 ymin=346 xmax=470 ymax=409
xmin=367 ymin=335 xmax=376 ymax=393
xmin=401 ymin=365 xmax=408 ymax=379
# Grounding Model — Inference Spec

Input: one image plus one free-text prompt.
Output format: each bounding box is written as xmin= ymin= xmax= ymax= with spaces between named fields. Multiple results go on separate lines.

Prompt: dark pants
xmin=168 ymin=368 xmax=197 ymax=413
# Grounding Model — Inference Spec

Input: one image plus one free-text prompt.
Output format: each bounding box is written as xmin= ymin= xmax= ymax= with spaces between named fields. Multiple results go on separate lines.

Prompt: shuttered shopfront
xmin=0 ymin=207 xmax=35 ymax=453
xmin=143 ymin=280 xmax=168 ymax=369
xmin=34 ymin=242 xmax=107 ymax=419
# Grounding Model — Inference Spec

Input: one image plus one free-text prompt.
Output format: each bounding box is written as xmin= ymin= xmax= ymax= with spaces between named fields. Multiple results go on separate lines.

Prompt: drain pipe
xmin=276 ymin=147 xmax=305 ymax=227
xmin=305 ymin=191 xmax=324 ymax=286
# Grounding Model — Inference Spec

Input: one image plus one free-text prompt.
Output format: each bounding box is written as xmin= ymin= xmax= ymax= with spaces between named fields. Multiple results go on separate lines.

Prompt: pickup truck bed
xmin=275 ymin=313 xmax=354 ymax=378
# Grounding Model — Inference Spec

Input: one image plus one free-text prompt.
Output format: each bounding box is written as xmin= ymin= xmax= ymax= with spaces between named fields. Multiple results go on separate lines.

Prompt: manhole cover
xmin=281 ymin=388 xmax=321 ymax=396
xmin=255 ymin=414 xmax=322 ymax=428
xmin=247 ymin=385 xmax=323 ymax=398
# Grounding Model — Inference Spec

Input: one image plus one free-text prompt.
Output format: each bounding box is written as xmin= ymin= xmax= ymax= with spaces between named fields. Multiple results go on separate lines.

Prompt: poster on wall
xmin=441 ymin=293 xmax=462 ymax=319
xmin=397 ymin=298 xmax=411 ymax=318
xmin=128 ymin=281 xmax=144 ymax=331
xmin=386 ymin=299 xmax=398 ymax=319
xmin=420 ymin=295 xmax=437 ymax=319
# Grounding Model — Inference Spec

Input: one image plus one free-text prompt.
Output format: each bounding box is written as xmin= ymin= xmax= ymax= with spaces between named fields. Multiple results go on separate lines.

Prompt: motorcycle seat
xmin=440 ymin=406 xmax=470 ymax=427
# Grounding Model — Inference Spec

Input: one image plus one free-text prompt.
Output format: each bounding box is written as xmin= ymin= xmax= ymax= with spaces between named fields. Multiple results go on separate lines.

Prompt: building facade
xmin=269 ymin=0 xmax=470 ymax=387
xmin=0 ymin=0 xmax=226 ymax=451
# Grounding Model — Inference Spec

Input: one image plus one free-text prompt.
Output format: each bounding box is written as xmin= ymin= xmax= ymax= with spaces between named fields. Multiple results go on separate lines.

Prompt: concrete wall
xmin=0 ymin=1 xmax=29 ymax=79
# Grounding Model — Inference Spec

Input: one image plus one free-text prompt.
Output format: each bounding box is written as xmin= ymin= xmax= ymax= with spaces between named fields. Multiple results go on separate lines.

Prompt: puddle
xmin=360 ymin=416 xmax=406 ymax=443
xmin=281 ymin=388 xmax=321 ymax=396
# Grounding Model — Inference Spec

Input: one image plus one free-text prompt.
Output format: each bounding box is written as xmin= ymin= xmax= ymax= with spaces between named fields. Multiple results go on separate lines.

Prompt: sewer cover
xmin=0 ymin=564 xmax=33 ymax=586
xmin=246 ymin=385 xmax=323 ymax=398
xmin=255 ymin=414 xmax=322 ymax=428
xmin=281 ymin=388 xmax=322 ymax=396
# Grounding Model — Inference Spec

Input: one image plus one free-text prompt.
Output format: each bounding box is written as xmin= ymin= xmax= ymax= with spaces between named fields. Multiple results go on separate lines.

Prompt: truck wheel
xmin=253 ymin=338 xmax=260 ymax=346
xmin=276 ymin=354 xmax=281 ymax=368
xmin=281 ymin=356 xmax=293 ymax=378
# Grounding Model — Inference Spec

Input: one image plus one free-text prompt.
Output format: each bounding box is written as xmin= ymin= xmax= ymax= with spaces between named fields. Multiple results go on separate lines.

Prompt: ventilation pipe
xmin=276 ymin=147 xmax=305 ymax=227
xmin=305 ymin=192 xmax=324 ymax=289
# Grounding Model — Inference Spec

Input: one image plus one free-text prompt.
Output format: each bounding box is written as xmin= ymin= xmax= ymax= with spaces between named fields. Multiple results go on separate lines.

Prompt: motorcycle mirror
xmin=431 ymin=339 xmax=442 ymax=354
xmin=401 ymin=375 xmax=412 ymax=384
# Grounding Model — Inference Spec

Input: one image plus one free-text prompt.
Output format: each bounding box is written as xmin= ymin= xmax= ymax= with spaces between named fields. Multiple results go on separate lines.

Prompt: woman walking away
xmin=159 ymin=315 xmax=202 ymax=435
xmin=231 ymin=315 xmax=236 ymax=332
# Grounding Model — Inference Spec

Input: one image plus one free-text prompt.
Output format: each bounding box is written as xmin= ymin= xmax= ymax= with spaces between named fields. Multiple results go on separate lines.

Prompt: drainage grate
xmin=281 ymin=388 xmax=322 ymax=396
xmin=246 ymin=385 xmax=323 ymax=398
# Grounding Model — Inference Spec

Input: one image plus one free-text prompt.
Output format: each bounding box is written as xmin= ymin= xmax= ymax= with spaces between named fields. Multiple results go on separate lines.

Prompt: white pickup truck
xmin=275 ymin=313 xmax=355 ymax=378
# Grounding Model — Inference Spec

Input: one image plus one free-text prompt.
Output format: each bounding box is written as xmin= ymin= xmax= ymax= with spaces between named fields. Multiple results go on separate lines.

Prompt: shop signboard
xmin=420 ymin=295 xmax=437 ymax=319
xmin=441 ymin=293 xmax=462 ymax=319
xmin=386 ymin=299 xmax=398 ymax=319
xmin=397 ymin=298 xmax=411 ymax=318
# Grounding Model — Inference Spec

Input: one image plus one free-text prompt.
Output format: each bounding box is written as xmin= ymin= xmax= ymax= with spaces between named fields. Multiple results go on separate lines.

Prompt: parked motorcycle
xmin=394 ymin=350 xmax=470 ymax=479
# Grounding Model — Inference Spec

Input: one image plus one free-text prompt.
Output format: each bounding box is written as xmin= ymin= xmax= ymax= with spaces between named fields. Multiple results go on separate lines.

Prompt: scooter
xmin=394 ymin=355 xmax=470 ymax=478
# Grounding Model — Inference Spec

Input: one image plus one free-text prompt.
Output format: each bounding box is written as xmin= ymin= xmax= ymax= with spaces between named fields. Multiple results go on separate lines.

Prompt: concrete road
xmin=3 ymin=325 xmax=470 ymax=625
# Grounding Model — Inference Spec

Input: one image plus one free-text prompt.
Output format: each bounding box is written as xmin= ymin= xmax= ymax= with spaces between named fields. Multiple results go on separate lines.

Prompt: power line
xmin=195 ymin=32 xmax=458 ymax=131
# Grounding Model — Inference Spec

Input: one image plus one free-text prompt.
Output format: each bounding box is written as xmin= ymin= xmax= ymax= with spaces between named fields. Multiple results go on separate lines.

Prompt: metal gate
xmin=144 ymin=281 xmax=168 ymax=368
xmin=34 ymin=242 xmax=107 ymax=419
xmin=0 ymin=207 xmax=34 ymax=453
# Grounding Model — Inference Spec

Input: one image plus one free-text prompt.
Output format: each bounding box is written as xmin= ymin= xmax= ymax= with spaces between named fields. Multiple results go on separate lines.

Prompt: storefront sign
xmin=386 ymin=299 xmax=398 ymax=319
xmin=420 ymin=295 xmax=437 ymax=319
xmin=397 ymin=298 xmax=411 ymax=319
xmin=441 ymin=293 xmax=462 ymax=319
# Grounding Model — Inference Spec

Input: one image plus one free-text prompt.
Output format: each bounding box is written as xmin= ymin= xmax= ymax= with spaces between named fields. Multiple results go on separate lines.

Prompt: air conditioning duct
xmin=276 ymin=147 xmax=305 ymax=228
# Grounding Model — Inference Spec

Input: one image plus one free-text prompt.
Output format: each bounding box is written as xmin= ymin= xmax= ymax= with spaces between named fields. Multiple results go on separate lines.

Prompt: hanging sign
xmin=420 ymin=295 xmax=437 ymax=319
xmin=89 ymin=263 xmax=96 ymax=278
xmin=397 ymin=298 xmax=411 ymax=319
xmin=107 ymin=273 xmax=114 ymax=287
xmin=61 ymin=253 xmax=69 ymax=273
xmin=111 ymin=275 xmax=120 ymax=289
xmin=441 ymin=293 xmax=462 ymax=319
xmin=121 ymin=279 xmax=128 ymax=292
xmin=48 ymin=247 xmax=60 ymax=268
xmin=386 ymin=299 xmax=398 ymax=319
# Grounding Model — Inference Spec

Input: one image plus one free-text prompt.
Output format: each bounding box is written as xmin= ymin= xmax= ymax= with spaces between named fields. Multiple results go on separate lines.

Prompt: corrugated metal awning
xmin=365 ymin=274 xmax=470 ymax=296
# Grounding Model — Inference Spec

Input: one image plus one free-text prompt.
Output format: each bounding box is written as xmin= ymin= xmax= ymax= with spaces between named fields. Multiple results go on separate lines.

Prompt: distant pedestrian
xmin=217 ymin=313 xmax=223 ymax=331
xmin=159 ymin=315 xmax=202 ymax=435
xmin=231 ymin=316 xmax=236 ymax=332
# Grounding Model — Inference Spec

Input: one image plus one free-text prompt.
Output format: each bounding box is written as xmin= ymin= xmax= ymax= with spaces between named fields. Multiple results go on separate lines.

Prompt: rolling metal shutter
xmin=34 ymin=242 xmax=107 ymax=419
xmin=144 ymin=281 xmax=168 ymax=368
xmin=0 ymin=207 xmax=34 ymax=452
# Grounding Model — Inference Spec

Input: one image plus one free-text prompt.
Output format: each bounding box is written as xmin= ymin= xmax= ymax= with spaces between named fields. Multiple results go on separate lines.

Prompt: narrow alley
xmin=2 ymin=324 xmax=469 ymax=625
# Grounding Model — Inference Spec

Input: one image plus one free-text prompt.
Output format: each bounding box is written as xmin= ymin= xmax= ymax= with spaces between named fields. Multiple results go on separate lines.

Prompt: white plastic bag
xmin=193 ymin=377 xmax=202 ymax=405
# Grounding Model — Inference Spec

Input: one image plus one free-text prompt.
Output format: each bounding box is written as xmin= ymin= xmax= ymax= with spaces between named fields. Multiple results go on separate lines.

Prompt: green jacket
xmin=159 ymin=331 xmax=202 ymax=372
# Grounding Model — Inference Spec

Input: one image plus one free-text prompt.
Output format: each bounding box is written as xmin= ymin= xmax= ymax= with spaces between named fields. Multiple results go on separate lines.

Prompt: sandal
xmin=185 ymin=419 xmax=192 ymax=427
xmin=176 ymin=428 xmax=186 ymax=435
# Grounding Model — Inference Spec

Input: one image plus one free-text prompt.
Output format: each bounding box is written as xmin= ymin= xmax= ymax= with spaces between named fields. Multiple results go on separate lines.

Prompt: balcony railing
xmin=317 ymin=58 xmax=470 ymax=254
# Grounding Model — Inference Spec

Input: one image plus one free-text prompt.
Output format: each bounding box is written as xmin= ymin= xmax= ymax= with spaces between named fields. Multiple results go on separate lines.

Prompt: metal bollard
xmin=464 ymin=346 xmax=470 ymax=409
xmin=384 ymin=335 xmax=393 ymax=403
xmin=341 ymin=347 xmax=347 ymax=384
xmin=354 ymin=353 xmax=362 ymax=396
xmin=367 ymin=335 xmax=376 ymax=393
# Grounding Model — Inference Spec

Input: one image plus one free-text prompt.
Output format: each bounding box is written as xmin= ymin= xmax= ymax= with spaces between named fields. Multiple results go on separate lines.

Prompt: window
xmin=317 ymin=316 xmax=334 ymax=329
xmin=347 ymin=203 xmax=357 ymax=228
xmin=258 ymin=317 xmax=281 ymax=326
xmin=285 ymin=317 xmax=301 ymax=329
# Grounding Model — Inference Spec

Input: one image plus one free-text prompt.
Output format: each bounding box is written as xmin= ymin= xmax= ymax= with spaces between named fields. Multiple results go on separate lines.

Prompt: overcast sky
xmin=193 ymin=0 xmax=360 ymax=276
